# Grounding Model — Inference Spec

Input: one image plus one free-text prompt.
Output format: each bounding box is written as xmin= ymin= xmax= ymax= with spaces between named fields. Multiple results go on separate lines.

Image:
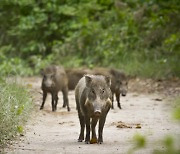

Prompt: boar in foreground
xmin=40 ymin=65 xmax=70 ymax=112
xmin=75 ymin=74 xmax=112 ymax=144
xmin=110 ymin=69 xmax=128 ymax=109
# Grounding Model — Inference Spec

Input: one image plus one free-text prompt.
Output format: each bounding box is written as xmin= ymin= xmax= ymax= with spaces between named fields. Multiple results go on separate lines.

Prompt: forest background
xmin=0 ymin=0 xmax=179 ymax=78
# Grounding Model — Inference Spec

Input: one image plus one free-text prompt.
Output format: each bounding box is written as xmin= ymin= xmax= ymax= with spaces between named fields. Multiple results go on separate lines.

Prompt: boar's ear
xmin=127 ymin=74 xmax=133 ymax=81
xmin=105 ymin=76 xmax=111 ymax=87
xmin=40 ymin=69 xmax=44 ymax=76
xmin=85 ymin=75 xmax=92 ymax=87
xmin=110 ymin=68 xmax=116 ymax=76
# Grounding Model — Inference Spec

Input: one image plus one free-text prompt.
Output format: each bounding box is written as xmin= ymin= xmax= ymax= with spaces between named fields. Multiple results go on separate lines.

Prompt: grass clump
xmin=0 ymin=78 xmax=33 ymax=149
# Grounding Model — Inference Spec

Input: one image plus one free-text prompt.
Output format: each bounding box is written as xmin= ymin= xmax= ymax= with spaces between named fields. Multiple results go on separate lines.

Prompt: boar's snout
xmin=120 ymin=86 xmax=127 ymax=97
xmin=45 ymin=81 xmax=53 ymax=88
xmin=43 ymin=75 xmax=55 ymax=88
xmin=94 ymin=110 xmax=101 ymax=117
xmin=121 ymin=92 xmax=126 ymax=96
xmin=121 ymin=91 xmax=127 ymax=96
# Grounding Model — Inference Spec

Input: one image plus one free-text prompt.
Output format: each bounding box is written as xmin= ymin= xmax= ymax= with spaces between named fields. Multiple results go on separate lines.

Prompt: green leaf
xmin=17 ymin=105 xmax=24 ymax=115
xmin=58 ymin=5 xmax=76 ymax=16
xmin=17 ymin=126 xmax=23 ymax=133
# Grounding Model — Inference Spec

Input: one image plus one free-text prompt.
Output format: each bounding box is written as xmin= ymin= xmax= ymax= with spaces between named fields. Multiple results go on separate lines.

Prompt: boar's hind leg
xmin=62 ymin=87 xmax=70 ymax=111
xmin=40 ymin=91 xmax=47 ymax=110
xmin=90 ymin=117 xmax=98 ymax=144
xmin=116 ymin=92 xmax=122 ymax=109
xmin=85 ymin=117 xmax=91 ymax=144
xmin=78 ymin=113 xmax=85 ymax=142
xmin=98 ymin=115 xmax=107 ymax=144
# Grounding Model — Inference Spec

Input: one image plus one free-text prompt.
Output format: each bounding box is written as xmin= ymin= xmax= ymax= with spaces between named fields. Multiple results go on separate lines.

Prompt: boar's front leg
xmin=98 ymin=115 xmax=107 ymax=144
xmin=115 ymin=92 xmax=121 ymax=109
xmin=85 ymin=117 xmax=91 ymax=144
xmin=40 ymin=91 xmax=47 ymax=110
xmin=78 ymin=113 xmax=85 ymax=142
xmin=111 ymin=93 xmax=114 ymax=109
xmin=90 ymin=117 xmax=99 ymax=144
xmin=62 ymin=87 xmax=70 ymax=111
xmin=51 ymin=93 xmax=56 ymax=111
xmin=54 ymin=93 xmax=59 ymax=111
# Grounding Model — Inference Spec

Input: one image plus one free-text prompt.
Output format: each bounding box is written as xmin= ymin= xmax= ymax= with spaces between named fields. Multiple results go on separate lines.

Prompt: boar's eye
xmin=91 ymin=89 xmax=95 ymax=94
xmin=51 ymin=74 xmax=55 ymax=79
xmin=102 ymin=89 xmax=105 ymax=94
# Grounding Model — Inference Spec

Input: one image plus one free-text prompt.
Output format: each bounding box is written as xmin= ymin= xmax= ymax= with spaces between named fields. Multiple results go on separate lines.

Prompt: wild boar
xmin=75 ymin=74 xmax=112 ymax=144
xmin=40 ymin=65 xmax=70 ymax=112
xmin=110 ymin=68 xmax=128 ymax=109
xmin=65 ymin=68 xmax=92 ymax=90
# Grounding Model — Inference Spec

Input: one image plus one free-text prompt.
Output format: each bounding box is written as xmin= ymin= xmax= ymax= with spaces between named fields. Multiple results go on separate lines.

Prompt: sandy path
xmin=6 ymin=77 xmax=180 ymax=154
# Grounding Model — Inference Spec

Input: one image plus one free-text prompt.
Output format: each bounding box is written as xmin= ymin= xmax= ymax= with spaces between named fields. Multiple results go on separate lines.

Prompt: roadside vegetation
xmin=0 ymin=78 xmax=33 ymax=150
xmin=0 ymin=0 xmax=179 ymax=78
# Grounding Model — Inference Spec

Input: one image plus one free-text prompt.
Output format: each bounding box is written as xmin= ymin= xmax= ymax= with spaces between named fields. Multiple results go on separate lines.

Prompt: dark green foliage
xmin=0 ymin=0 xmax=179 ymax=78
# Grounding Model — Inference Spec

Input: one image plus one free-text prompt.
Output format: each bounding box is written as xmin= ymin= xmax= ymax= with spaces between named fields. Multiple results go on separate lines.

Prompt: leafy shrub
xmin=0 ymin=0 xmax=179 ymax=78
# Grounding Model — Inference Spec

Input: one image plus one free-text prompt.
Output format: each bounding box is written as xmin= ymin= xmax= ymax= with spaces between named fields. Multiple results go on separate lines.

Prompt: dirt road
xmin=6 ymin=77 xmax=180 ymax=154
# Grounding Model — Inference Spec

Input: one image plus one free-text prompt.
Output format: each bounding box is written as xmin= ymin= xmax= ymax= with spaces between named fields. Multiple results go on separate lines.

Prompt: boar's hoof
xmin=85 ymin=140 xmax=90 ymax=144
xmin=62 ymin=104 xmax=67 ymax=108
xmin=40 ymin=106 xmax=43 ymax=110
xmin=90 ymin=138 xmax=98 ymax=144
xmin=78 ymin=139 xmax=83 ymax=142
xmin=118 ymin=104 xmax=122 ymax=109
xmin=98 ymin=138 xmax=103 ymax=144
xmin=52 ymin=108 xmax=56 ymax=112
xmin=67 ymin=107 xmax=71 ymax=112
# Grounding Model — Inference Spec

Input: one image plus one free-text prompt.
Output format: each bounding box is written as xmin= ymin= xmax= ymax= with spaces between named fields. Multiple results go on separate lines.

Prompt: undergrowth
xmin=0 ymin=78 xmax=33 ymax=150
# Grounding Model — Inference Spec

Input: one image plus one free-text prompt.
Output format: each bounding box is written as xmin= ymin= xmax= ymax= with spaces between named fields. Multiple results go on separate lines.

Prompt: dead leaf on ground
xmin=90 ymin=138 xmax=98 ymax=144
xmin=113 ymin=121 xmax=142 ymax=129
xmin=135 ymin=124 xmax=141 ymax=129
xmin=59 ymin=122 xmax=66 ymax=125
xmin=153 ymin=98 xmax=162 ymax=101
xmin=116 ymin=121 xmax=132 ymax=128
